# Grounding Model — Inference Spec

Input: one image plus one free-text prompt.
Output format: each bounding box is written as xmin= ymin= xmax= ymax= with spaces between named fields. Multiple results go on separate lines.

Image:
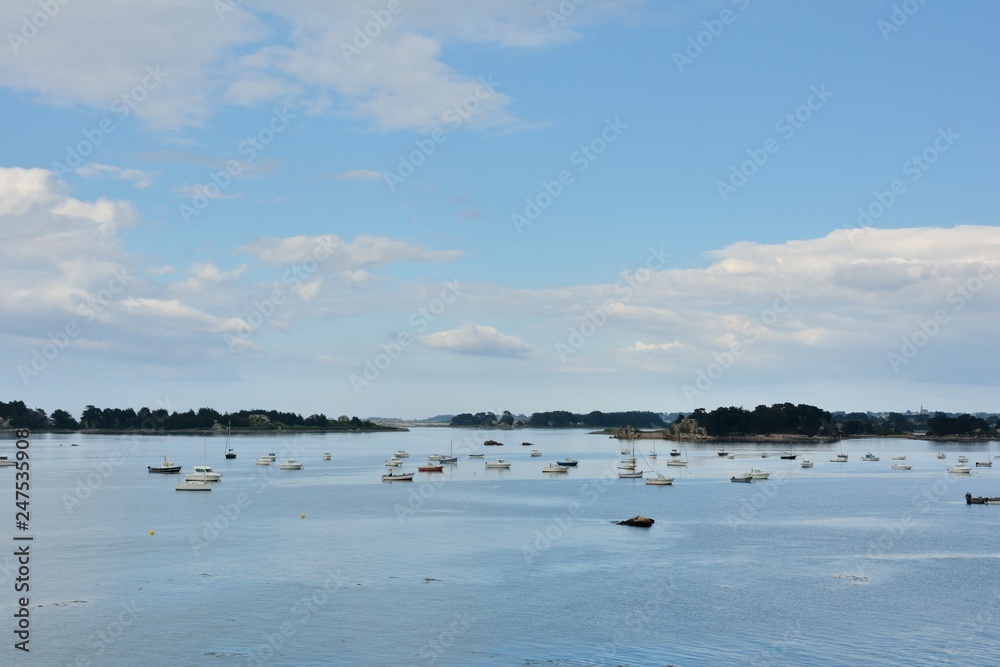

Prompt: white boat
xmin=645 ymin=473 xmax=674 ymax=486
xmin=891 ymin=455 xmax=906 ymax=460
xmin=394 ymin=450 xmax=409 ymax=459
xmin=620 ymin=447 xmax=631 ymax=455
xmin=485 ymin=458 xmax=511 ymax=469
xmin=800 ymin=459 xmax=813 ymax=468
xmin=892 ymin=464 xmax=913 ymax=470
xmin=266 ymin=453 xmax=277 ymax=461
xmin=322 ymin=452 xmax=331 ymax=460
xmin=957 ymin=456 xmax=968 ymax=463
xmin=665 ymin=459 xmax=688 ymax=466
xmin=381 ymin=470 xmax=414 ymax=482
xmin=749 ymin=468 xmax=771 ymax=480
xmin=0 ymin=456 xmax=17 ymax=467
xmin=936 ymin=452 xmax=946 ymax=459
xmin=618 ymin=461 xmax=637 ymax=470
xmin=730 ymin=473 xmax=753 ymax=482
xmin=185 ymin=465 xmax=222 ymax=482
xmin=175 ymin=480 xmax=212 ymax=491
xmin=618 ymin=470 xmax=644 ymax=478
xmin=947 ymin=465 xmax=971 ymax=474
xmin=669 ymin=449 xmax=681 ymax=457
xmin=468 ymin=453 xmax=485 ymax=459
xmin=760 ymin=452 xmax=769 ymax=458
xmin=384 ymin=457 xmax=403 ymax=467
xmin=718 ymin=450 xmax=731 ymax=457
xmin=427 ymin=454 xmax=444 ymax=461
xmin=279 ymin=459 xmax=304 ymax=470
xmin=542 ymin=463 xmax=569 ymax=473
xmin=255 ymin=456 xmax=273 ymax=465
xmin=530 ymin=449 xmax=541 ymax=457
xmin=861 ymin=453 xmax=879 ymax=462
xmin=975 ymin=461 xmax=992 ymax=467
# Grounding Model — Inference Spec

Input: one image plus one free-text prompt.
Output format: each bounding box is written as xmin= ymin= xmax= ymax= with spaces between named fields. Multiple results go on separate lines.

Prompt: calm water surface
xmin=5 ymin=429 xmax=1000 ymax=665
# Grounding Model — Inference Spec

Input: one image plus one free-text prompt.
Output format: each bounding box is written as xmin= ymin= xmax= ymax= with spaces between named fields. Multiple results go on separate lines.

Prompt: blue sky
xmin=2 ymin=0 xmax=999 ymax=419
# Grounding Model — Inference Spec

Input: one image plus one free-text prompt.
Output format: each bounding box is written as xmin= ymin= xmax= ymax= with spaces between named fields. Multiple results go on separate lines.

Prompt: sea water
xmin=4 ymin=429 xmax=999 ymax=666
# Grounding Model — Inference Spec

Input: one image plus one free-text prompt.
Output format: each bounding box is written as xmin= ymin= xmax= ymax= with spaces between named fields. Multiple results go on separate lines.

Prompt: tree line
xmin=449 ymin=410 xmax=667 ymax=429
xmin=0 ymin=400 xmax=388 ymax=431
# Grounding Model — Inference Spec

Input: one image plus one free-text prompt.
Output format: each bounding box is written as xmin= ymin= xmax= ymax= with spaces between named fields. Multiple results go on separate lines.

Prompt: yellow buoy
xmin=300 ymin=513 xmax=305 ymax=519
xmin=149 ymin=530 xmax=155 ymax=536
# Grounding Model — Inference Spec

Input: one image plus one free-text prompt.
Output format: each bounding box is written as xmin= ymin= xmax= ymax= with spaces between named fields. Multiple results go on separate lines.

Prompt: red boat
xmin=418 ymin=464 xmax=444 ymax=472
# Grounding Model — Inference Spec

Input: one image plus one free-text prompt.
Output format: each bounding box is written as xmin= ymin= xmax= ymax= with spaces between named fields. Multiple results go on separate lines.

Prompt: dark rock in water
xmin=617 ymin=515 xmax=654 ymax=527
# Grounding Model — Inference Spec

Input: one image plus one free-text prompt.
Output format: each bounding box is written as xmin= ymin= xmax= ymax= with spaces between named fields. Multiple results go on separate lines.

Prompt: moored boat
xmin=749 ymin=468 xmax=771 ymax=480
xmin=542 ymin=463 xmax=569 ymax=473
xmin=861 ymin=453 xmax=879 ymax=462
xmin=0 ymin=456 xmax=15 ymax=467
xmin=830 ymin=453 xmax=848 ymax=463
xmin=779 ymin=452 xmax=797 ymax=460
xmin=892 ymin=464 xmax=913 ymax=470
xmin=384 ymin=457 xmax=403 ymax=467
xmin=382 ymin=470 xmax=414 ymax=481
xmin=148 ymin=458 xmax=182 ymax=474
xmin=255 ymin=456 xmax=273 ymax=465
xmin=175 ymin=480 xmax=211 ymax=491
xmin=185 ymin=465 xmax=222 ymax=482
xmin=966 ymin=492 xmax=1000 ymax=505
xmin=417 ymin=463 xmax=444 ymax=472
xmin=485 ymin=458 xmax=511 ymax=469
xmin=645 ymin=473 xmax=674 ymax=486
xmin=394 ymin=450 xmax=409 ymax=458
xmin=529 ymin=449 xmax=541 ymax=457
xmin=975 ymin=461 xmax=992 ymax=467
xmin=800 ymin=459 xmax=813 ymax=468
xmin=556 ymin=458 xmax=579 ymax=467
xmin=279 ymin=459 xmax=304 ymax=470
xmin=730 ymin=473 xmax=753 ymax=483
xmin=618 ymin=469 xmax=644 ymax=478
xmin=947 ymin=465 xmax=971 ymax=474
xmin=322 ymin=452 xmax=331 ymax=460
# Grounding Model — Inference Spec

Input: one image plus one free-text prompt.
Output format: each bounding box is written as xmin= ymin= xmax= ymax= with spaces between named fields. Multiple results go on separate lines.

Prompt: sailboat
xmin=223 ymin=421 xmax=236 ymax=459
xmin=666 ymin=444 xmax=688 ymax=466
xmin=618 ymin=441 xmax=644 ymax=478
xmin=649 ymin=440 xmax=657 ymax=460
xmin=438 ymin=440 xmax=458 ymax=464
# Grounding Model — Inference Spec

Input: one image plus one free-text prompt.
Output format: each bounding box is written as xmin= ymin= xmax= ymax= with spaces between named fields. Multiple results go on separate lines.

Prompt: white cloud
xmin=419 ymin=322 xmax=531 ymax=358
xmin=326 ymin=169 xmax=383 ymax=181
xmin=239 ymin=234 xmax=462 ymax=270
xmin=74 ymin=163 xmax=153 ymax=189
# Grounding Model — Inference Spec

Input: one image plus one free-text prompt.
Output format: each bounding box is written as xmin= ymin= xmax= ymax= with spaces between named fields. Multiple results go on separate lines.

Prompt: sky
xmin=1 ymin=0 xmax=999 ymax=420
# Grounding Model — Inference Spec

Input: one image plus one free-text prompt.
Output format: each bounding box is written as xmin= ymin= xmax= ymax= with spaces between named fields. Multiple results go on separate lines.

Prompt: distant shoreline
xmin=591 ymin=429 xmax=998 ymax=443
xmin=3 ymin=425 xmax=408 ymax=436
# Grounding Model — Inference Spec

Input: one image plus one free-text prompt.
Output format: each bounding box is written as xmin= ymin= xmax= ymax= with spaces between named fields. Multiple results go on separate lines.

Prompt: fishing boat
xmin=645 ymin=473 xmax=674 ymax=486
xmin=417 ymin=463 xmax=444 ymax=472
xmin=255 ymin=456 xmax=273 ymax=465
xmin=223 ymin=421 xmax=236 ymax=459
xmin=485 ymin=458 xmax=511 ymax=469
xmin=529 ymin=449 xmax=541 ymax=457
xmin=542 ymin=463 xmax=569 ymax=473
xmin=382 ymin=470 xmax=414 ymax=482
xmin=384 ymin=457 xmax=403 ymax=467
xmin=185 ymin=465 xmax=222 ymax=482
xmin=800 ymin=459 xmax=813 ymax=468
xmin=394 ymin=450 xmax=409 ymax=458
xmin=279 ymin=459 xmax=304 ymax=470
xmin=749 ymin=468 xmax=771 ymax=480
xmin=861 ymin=453 xmax=880 ymax=462
xmin=966 ymin=492 xmax=1000 ymax=505
xmin=148 ymin=458 xmax=182 ymax=474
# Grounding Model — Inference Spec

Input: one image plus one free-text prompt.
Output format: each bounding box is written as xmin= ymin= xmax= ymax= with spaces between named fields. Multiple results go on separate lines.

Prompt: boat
xmin=485 ymin=458 xmax=511 ymax=469
xmin=892 ymin=464 xmax=913 ymax=470
xmin=618 ymin=462 xmax=637 ymax=470
xmin=730 ymin=473 xmax=753 ymax=482
xmin=185 ymin=465 xmax=222 ymax=482
xmin=394 ymin=450 xmax=409 ymax=458
xmin=382 ymin=470 xmax=414 ymax=482
xmin=966 ymin=492 xmax=1000 ymax=505
xmin=266 ymin=453 xmax=277 ymax=461
xmin=800 ymin=459 xmax=813 ymax=468
xmin=279 ymin=459 xmax=303 ymax=470
xmin=384 ymin=457 xmax=403 ymax=467
xmin=322 ymin=452 xmax=331 ymax=460
xmin=892 ymin=455 xmax=906 ymax=460
xmin=542 ymin=463 xmax=569 ymax=473
xmin=760 ymin=452 xmax=769 ymax=458
xmin=779 ymin=452 xmax=797 ymax=460
xmin=749 ymin=468 xmax=771 ymax=480
xmin=437 ymin=440 xmax=458 ymax=463
xmin=148 ymin=458 xmax=182 ymax=474
xmin=175 ymin=480 xmax=212 ymax=491
xmin=936 ymin=452 xmax=946 ymax=459
xmin=468 ymin=453 xmax=485 ymax=459
xmin=427 ymin=454 xmax=444 ymax=461
xmin=484 ymin=439 xmax=503 ymax=446
xmin=975 ymin=461 xmax=992 ymax=467
xmin=417 ymin=463 xmax=444 ymax=472
xmin=529 ymin=449 xmax=541 ymax=457
xmin=649 ymin=442 xmax=657 ymax=459
xmin=618 ymin=470 xmax=644 ymax=478
xmin=255 ymin=456 xmax=273 ymax=465
xmin=223 ymin=421 xmax=236 ymax=459
xmin=521 ymin=442 xmax=533 ymax=446
xmin=669 ymin=449 xmax=681 ymax=457
xmin=861 ymin=453 xmax=880 ymax=462
xmin=717 ymin=450 xmax=731 ymax=457
xmin=957 ymin=456 xmax=968 ymax=463
xmin=0 ymin=456 xmax=17 ymax=467
xmin=645 ymin=473 xmax=674 ymax=486
xmin=830 ymin=453 xmax=848 ymax=463
xmin=665 ymin=459 xmax=688 ymax=466
xmin=948 ymin=465 xmax=971 ymax=474
xmin=621 ymin=447 xmax=631 ymax=455
xmin=556 ymin=458 xmax=579 ymax=467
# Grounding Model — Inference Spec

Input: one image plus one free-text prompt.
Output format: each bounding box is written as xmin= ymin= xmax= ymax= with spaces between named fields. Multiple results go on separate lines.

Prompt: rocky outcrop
xmin=616 ymin=516 xmax=655 ymax=528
